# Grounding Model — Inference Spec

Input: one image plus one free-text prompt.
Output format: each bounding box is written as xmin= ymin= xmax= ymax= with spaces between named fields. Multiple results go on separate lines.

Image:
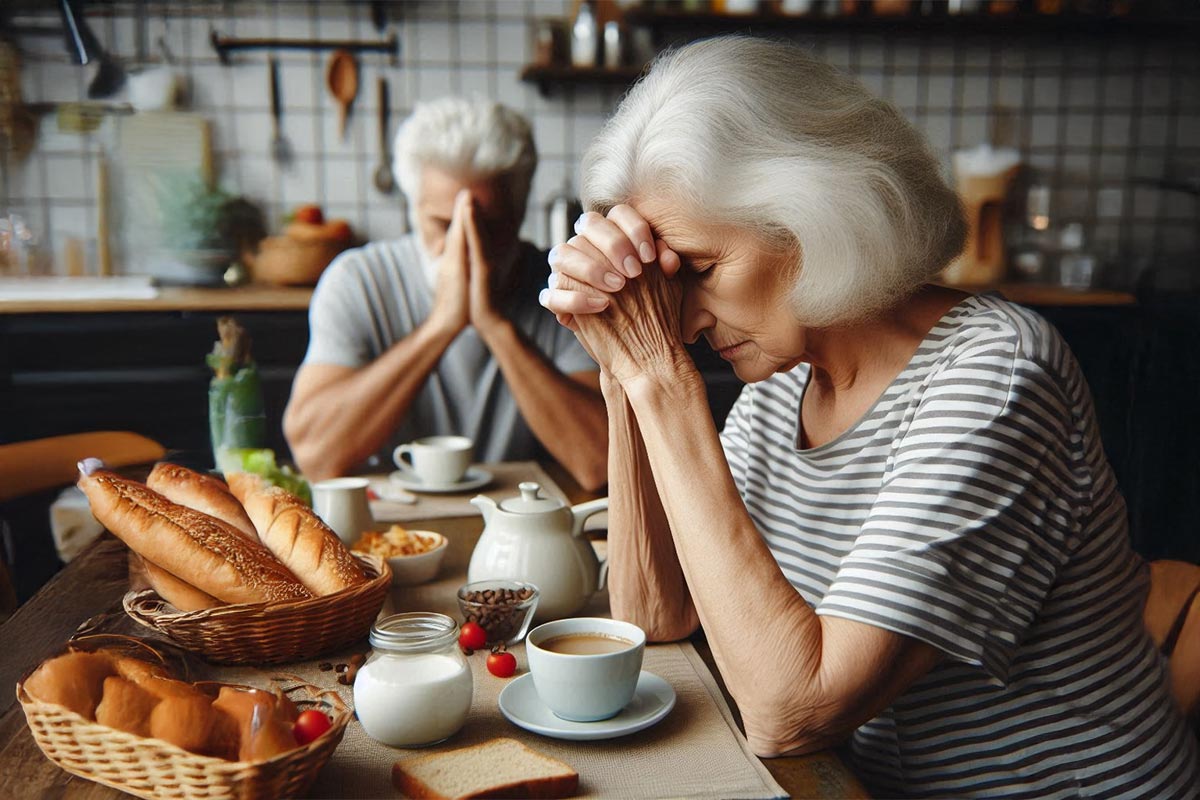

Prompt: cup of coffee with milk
xmin=526 ymin=617 xmax=645 ymax=721
xmin=392 ymin=435 xmax=473 ymax=485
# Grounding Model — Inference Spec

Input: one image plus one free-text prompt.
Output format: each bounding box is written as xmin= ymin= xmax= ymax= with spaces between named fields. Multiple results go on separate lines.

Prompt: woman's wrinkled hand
xmin=539 ymin=204 xmax=682 ymax=331
xmin=558 ymin=258 xmax=688 ymax=387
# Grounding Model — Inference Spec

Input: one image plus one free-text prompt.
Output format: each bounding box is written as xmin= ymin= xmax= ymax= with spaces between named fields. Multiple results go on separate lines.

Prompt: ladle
xmin=373 ymin=77 xmax=395 ymax=195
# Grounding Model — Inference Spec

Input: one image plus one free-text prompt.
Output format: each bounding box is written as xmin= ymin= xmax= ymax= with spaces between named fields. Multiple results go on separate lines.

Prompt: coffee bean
xmin=318 ymin=662 xmax=333 ymax=672
xmin=335 ymin=663 xmax=347 ymax=673
xmin=461 ymin=586 xmax=535 ymax=643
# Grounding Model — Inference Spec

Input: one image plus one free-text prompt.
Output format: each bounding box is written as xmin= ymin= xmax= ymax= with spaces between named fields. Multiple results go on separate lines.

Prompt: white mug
xmin=392 ymin=435 xmax=473 ymax=485
xmin=311 ymin=477 xmax=374 ymax=547
xmin=526 ymin=617 xmax=646 ymax=721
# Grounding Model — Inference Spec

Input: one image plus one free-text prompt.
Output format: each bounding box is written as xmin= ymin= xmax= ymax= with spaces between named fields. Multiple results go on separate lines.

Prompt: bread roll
xmin=149 ymin=694 xmax=221 ymax=754
xmin=23 ymin=651 xmax=115 ymax=719
xmin=147 ymin=462 xmax=259 ymax=541
xmin=95 ymin=676 xmax=159 ymax=737
xmin=227 ymin=472 xmax=366 ymax=596
xmin=132 ymin=553 xmax=223 ymax=611
xmin=212 ymin=685 xmax=298 ymax=762
xmin=78 ymin=467 xmax=313 ymax=605
xmin=112 ymin=656 xmax=190 ymax=696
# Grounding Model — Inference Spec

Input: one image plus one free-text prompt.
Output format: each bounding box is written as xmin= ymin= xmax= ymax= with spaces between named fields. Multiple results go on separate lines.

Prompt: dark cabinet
xmin=0 ymin=310 xmax=309 ymax=460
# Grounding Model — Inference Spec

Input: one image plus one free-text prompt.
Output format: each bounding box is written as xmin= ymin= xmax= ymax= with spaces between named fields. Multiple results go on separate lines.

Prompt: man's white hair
xmin=581 ymin=36 xmax=966 ymax=327
xmin=393 ymin=95 xmax=537 ymax=216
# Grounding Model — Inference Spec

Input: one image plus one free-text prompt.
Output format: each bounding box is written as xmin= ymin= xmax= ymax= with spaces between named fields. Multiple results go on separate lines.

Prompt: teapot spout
xmin=470 ymin=494 xmax=497 ymax=523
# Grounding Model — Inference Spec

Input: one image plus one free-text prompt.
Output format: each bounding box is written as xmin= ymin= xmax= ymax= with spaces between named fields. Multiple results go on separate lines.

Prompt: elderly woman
xmin=541 ymin=37 xmax=1199 ymax=798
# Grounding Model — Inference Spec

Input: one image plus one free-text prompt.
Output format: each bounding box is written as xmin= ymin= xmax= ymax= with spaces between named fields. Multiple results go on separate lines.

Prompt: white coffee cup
xmin=392 ymin=435 xmax=473 ymax=485
xmin=312 ymin=477 xmax=374 ymax=547
xmin=526 ymin=617 xmax=645 ymax=721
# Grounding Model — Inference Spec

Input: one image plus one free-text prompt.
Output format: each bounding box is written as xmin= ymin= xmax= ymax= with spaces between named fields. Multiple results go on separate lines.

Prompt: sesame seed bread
xmin=392 ymin=738 xmax=579 ymax=800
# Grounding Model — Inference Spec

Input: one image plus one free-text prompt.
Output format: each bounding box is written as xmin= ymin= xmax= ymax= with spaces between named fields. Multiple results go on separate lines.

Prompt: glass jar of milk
xmin=354 ymin=612 xmax=474 ymax=746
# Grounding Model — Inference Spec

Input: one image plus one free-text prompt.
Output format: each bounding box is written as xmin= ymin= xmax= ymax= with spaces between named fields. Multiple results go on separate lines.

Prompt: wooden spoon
xmin=325 ymin=49 xmax=358 ymax=141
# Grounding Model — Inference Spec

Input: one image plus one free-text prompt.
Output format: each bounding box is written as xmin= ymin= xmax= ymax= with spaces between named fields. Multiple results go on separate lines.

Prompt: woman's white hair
xmin=581 ymin=36 xmax=966 ymax=327
xmin=393 ymin=95 xmax=537 ymax=212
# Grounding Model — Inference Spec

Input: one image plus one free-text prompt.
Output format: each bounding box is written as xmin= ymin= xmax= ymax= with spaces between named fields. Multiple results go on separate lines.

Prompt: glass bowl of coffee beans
xmin=456 ymin=580 xmax=540 ymax=646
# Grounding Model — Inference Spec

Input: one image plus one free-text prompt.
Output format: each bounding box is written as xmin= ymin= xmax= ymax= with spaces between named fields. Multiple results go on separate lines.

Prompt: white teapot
xmin=468 ymin=482 xmax=609 ymax=621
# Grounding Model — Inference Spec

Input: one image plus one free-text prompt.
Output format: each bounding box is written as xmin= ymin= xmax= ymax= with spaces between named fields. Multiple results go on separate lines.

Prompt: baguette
xmin=78 ymin=464 xmax=313 ymax=605
xmin=392 ymin=738 xmax=579 ymax=800
xmin=147 ymin=462 xmax=259 ymax=541
xmin=227 ymin=472 xmax=366 ymax=596
xmin=132 ymin=552 xmax=223 ymax=611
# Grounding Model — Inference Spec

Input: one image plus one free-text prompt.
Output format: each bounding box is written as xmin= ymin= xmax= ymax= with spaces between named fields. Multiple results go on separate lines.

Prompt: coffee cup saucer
xmin=497 ymin=671 xmax=675 ymax=741
xmin=388 ymin=466 xmax=493 ymax=494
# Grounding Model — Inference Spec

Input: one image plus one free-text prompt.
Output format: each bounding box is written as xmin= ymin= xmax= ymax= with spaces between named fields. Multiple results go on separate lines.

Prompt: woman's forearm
xmin=603 ymin=375 xmax=700 ymax=641
xmin=623 ymin=369 xmax=831 ymax=750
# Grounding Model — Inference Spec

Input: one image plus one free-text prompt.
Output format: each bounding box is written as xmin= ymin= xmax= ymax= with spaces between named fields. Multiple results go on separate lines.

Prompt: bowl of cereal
xmin=352 ymin=525 xmax=447 ymax=586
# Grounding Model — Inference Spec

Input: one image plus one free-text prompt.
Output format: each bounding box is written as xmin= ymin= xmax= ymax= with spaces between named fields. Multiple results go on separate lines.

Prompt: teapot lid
xmin=498 ymin=482 xmax=566 ymax=514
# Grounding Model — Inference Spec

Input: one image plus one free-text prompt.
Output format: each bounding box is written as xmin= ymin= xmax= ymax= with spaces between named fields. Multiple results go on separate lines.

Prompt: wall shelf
xmin=519 ymin=64 xmax=647 ymax=96
xmin=622 ymin=8 xmax=1200 ymax=39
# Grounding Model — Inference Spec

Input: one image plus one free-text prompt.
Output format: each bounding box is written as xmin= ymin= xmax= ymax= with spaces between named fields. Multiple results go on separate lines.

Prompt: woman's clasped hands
xmin=540 ymin=205 xmax=689 ymax=386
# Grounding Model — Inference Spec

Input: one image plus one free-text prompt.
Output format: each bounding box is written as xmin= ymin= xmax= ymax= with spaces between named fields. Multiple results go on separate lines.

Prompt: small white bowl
xmin=384 ymin=531 xmax=448 ymax=586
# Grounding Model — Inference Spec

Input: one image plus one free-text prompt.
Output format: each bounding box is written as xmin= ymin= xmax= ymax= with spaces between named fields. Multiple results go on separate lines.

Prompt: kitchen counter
xmin=0 ymin=281 xmax=1133 ymax=315
xmin=0 ymin=284 xmax=314 ymax=314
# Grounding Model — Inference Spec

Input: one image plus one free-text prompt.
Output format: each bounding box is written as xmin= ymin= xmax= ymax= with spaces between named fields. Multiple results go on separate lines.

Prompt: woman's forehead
xmin=632 ymin=196 xmax=713 ymax=254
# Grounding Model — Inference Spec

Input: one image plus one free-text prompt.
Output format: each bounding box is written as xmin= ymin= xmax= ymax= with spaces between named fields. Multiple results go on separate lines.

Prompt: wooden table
xmin=0 ymin=464 xmax=868 ymax=799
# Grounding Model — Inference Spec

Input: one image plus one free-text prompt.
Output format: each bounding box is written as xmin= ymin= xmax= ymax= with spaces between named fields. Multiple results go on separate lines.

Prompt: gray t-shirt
xmin=302 ymin=235 xmax=596 ymax=468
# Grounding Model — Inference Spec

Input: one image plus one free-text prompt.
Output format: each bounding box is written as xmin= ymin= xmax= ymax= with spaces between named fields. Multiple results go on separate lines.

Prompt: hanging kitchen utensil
xmin=326 ymin=49 xmax=359 ymax=141
xmin=268 ymin=56 xmax=291 ymax=166
xmin=373 ymin=77 xmax=395 ymax=195
xmin=58 ymin=0 xmax=126 ymax=99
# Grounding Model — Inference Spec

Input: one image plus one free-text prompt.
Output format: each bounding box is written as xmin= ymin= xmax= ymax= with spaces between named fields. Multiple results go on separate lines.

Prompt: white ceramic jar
xmin=353 ymin=612 xmax=473 ymax=747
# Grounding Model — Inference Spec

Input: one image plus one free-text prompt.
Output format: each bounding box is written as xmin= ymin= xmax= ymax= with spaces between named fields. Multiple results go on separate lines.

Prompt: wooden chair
xmin=1144 ymin=560 xmax=1200 ymax=721
xmin=0 ymin=431 xmax=165 ymax=616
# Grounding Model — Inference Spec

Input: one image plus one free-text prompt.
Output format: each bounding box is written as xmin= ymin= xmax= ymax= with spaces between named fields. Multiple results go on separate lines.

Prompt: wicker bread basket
xmin=123 ymin=553 xmax=390 ymax=664
xmin=17 ymin=676 xmax=351 ymax=800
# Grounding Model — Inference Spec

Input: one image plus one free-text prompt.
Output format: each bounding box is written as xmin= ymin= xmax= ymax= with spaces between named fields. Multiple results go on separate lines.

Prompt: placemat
xmin=199 ymin=561 xmax=785 ymax=799
xmin=208 ymin=638 xmax=784 ymax=800
xmin=366 ymin=461 xmax=570 ymax=523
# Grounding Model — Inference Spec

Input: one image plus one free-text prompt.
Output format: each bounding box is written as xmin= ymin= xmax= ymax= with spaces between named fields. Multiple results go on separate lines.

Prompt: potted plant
xmin=156 ymin=173 xmax=262 ymax=285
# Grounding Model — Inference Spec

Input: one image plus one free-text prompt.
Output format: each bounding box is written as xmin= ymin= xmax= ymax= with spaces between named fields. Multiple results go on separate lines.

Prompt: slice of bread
xmin=392 ymin=737 xmax=579 ymax=800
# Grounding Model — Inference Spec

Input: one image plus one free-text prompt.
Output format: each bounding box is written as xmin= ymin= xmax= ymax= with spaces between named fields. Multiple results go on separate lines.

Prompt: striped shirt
xmin=719 ymin=294 xmax=1200 ymax=798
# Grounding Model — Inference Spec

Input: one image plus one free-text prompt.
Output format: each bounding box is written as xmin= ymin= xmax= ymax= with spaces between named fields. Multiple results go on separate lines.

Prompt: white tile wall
xmin=7 ymin=1 xmax=1199 ymax=282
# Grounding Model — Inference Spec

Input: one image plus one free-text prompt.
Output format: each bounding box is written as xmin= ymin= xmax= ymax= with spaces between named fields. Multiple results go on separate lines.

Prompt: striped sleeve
xmin=719 ymin=383 xmax=756 ymax=497
xmin=817 ymin=342 xmax=1086 ymax=683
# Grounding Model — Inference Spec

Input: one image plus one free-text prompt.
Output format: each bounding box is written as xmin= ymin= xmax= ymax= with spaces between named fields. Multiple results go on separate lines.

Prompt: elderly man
xmin=284 ymin=97 xmax=607 ymax=488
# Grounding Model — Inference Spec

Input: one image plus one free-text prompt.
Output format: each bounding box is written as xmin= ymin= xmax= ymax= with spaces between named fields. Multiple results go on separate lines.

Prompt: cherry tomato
xmin=459 ymin=622 xmax=487 ymax=651
xmin=293 ymin=709 xmax=332 ymax=745
xmin=486 ymin=649 xmax=517 ymax=678
xmin=293 ymin=204 xmax=324 ymax=225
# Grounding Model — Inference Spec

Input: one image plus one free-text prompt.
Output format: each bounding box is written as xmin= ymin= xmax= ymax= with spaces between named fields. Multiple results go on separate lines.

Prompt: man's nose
xmin=680 ymin=288 xmax=716 ymax=345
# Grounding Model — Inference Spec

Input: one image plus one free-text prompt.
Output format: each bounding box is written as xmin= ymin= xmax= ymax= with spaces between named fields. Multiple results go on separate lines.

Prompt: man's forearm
xmin=286 ymin=319 xmax=459 ymax=479
xmin=477 ymin=317 xmax=608 ymax=490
